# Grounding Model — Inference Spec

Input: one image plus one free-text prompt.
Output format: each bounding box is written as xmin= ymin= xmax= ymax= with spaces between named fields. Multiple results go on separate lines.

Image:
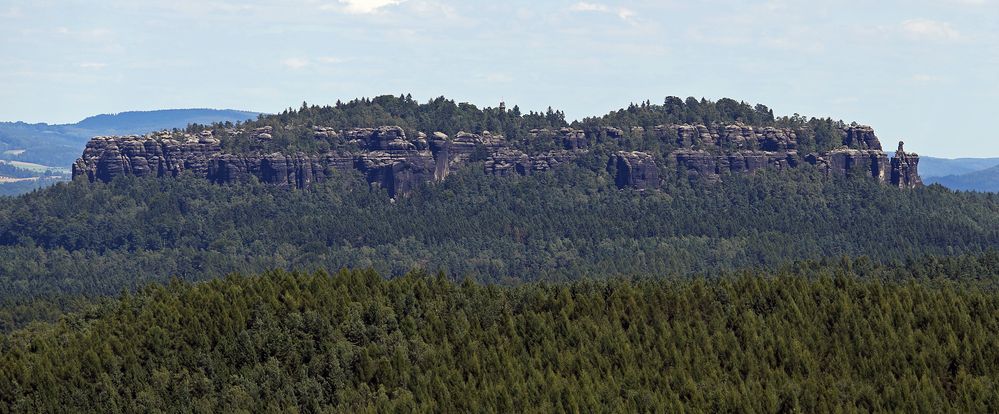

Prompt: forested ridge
xmin=2 ymin=164 xmax=998 ymax=307
xmin=3 ymin=259 xmax=999 ymax=412
xmin=198 ymin=94 xmax=852 ymax=155
xmin=3 ymin=94 xmax=999 ymax=411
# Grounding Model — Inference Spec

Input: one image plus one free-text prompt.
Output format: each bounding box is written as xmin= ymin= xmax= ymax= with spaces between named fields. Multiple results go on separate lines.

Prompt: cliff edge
xmin=73 ymin=122 xmax=921 ymax=196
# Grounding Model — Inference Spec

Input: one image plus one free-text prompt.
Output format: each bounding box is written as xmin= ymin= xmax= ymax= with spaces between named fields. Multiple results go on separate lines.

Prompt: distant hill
xmin=917 ymin=156 xmax=999 ymax=178
xmin=883 ymin=152 xmax=999 ymax=192
xmin=72 ymin=109 xmax=261 ymax=136
xmin=0 ymin=109 xmax=261 ymax=167
xmin=926 ymin=164 xmax=999 ymax=192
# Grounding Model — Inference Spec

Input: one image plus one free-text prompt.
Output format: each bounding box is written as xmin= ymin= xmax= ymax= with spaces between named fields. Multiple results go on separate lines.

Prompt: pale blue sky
xmin=1 ymin=0 xmax=996 ymax=157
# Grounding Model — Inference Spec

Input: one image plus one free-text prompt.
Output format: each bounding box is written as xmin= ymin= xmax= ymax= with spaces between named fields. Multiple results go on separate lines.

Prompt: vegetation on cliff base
xmin=3 ymin=261 xmax=999 ymax=412
xmin=1 ymin=164 xmax=998 ymax=313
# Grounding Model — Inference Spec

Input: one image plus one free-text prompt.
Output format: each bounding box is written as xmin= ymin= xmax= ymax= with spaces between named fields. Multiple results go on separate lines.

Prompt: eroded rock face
xmin=357 ymin=151 xmax=436 ymax=197
xmin=843 ymin=126 xmax=882 ymax=150
xmin=530 ymin=128 xmax=588 ymax=150
xmin=73 ymin=121 xmax=922 ymax=195
xmin=672 ymin=150 xmax=800 ymax=183
xmin=72 ymin=128 xmax=586 ymax=197
xmin=821 ymin=149 xmax=890 ymax=183
xmin=890 ymin=141 xmax=922 ymax=189
xmin=73 ymin=135 xmax=223 ymax=183
xmin=345 ymin=126 xmax=412 ymax=151
xmin=656 ymin=124 xmax=798 ymax=151
xmin=427 ymin=131 xmax=507 ymax=182
xmin=484 ymin=148 xmax=530 ymax=176
xmin=73 ymin=130 xmax=434 ymax=197
xmin=608 ymin=152 xmax=660 ymax=190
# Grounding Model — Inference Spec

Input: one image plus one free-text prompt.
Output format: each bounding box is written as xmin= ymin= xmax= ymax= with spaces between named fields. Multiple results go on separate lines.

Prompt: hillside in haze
xmin=0 ymin=109 xmax=261 ymax=196
xmin=0 ymin=109 xmax=261 ymax=167
xmin=917 ymin=156 xmax=999 ymax=178
xmin=884 ymin=152 xmax=999 ymax=193
xmin=926 ymin=164 xmax=999 ymax=192
xmin=72 ymin=109 xmax=263 ymax=136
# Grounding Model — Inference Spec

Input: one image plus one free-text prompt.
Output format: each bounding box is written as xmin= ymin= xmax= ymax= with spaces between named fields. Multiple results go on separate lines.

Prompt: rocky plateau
xmin=73 ymin=123 xmax=921 ymax=196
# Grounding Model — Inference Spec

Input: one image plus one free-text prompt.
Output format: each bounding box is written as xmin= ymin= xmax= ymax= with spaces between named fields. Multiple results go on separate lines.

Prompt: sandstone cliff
xmin=73 ymin=122 xmax=921 ymax=196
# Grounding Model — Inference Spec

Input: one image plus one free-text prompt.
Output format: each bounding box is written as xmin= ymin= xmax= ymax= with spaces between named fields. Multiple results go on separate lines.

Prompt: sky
xmin=1 ymin=0 xmax=997 ymax=157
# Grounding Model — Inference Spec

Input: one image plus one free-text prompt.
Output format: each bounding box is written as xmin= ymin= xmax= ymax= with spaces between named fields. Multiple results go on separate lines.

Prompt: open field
xmin=0 ymin=176 xmax=38 ymax=183
xmin=0 ymin=160 xmax=71 ymax=174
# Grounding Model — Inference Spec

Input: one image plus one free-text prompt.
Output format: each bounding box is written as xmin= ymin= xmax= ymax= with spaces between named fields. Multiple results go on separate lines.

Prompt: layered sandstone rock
xmin=890 ymin=142 xmax=922 ymax=189
xmin=656 ymin=123 xmax=798 ymax=151
xmin=672 ymin=150 xmax=800 ymax=183
xmin=608 ymin=152 xmax=660 ymax=190
xmin=73 ymin=128 xmax=583 ymax=197
xmin=529 ymin=128 xmax=588 ymax=150
xmin=73 ymin=121 xmax=922 ymax=195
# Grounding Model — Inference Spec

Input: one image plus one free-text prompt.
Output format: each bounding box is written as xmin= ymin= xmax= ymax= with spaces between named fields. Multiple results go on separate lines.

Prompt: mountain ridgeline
xmin=0 ymin=109 xmax=260 ymax=167
xmin=71 ymin=95 xmax=922 ymax=197
xmin=3 ymin=96 xmax=998 ymax=335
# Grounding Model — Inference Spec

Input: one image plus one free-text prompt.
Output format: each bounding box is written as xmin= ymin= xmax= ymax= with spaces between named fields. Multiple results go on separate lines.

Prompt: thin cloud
xmin=569 ymin=2 xmax=635 ymax=21
xmin=281 ymin=57 xmax=310 ymax=69
xmin=317 ymin=56 xmax=348 ymax=64
xmin=408 ymin=0 xmax=466 ymax=23
xmin=55 ymin=27 xmax=113 ymax=39
xmin=900 ymin=19 xmax=961 ymax=41
xmin=570 ymin=2 xmax=610 ymax=12
xmin=910 ymin=74 xmax=946 ymax=83
xmin=336 ymin=0 xmax=406 ymax=14
xmin=78 ymin=62 xmax=107 ymax=69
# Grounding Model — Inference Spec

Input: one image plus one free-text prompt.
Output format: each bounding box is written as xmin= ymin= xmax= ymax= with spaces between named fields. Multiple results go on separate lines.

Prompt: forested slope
xmin=2 ymin=164 xmax=998 ymax=306
xmin=928 ymin=165 xmax=999 ymax=193
xmin=3 ymin=261 xmax=999 ymax=412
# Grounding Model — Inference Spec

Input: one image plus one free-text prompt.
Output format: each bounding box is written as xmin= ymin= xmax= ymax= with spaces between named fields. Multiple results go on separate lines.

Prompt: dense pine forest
xmin=3 ymin=260 xmax=999 ymax=412
xmin=2 ymin=165 xmax=998 ymax=306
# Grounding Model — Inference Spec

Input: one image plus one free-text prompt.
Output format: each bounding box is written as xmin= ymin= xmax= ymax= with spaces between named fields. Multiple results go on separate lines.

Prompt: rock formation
xmin=672 ymin=150 xmax=801 ymax=182
xmin=608 ymin=152 xmax=660 ymax=190
xmin=890 ymin=141 xmax=922 ymax=189
xmin=73 ymin=122 xmax=922 ymax=196
xmin=73 ymin=127 xmax=583 ymax=198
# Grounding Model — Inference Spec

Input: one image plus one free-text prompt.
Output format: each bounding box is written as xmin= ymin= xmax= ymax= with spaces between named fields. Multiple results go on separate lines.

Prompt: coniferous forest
xmin=2 ymin=96 xmax=999 ymax=411
xmin=3 ymin=264 xmax=999 ymax=412
xmin=1 ymin=166 xmax=998 ymax=329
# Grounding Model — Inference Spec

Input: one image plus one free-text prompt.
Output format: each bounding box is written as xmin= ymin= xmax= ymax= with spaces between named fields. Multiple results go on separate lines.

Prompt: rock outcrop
xmin=890 ymin=141 xmax=922 ymax=189
xmin=673 ymin=150 xmax=801 ymax=182
xmin=608 ymin=152 xmax=660 ymax=190
xmin=73 ymin=121 xmax=922 ymax=195
xmin=657 ymin=123 xmax=798 ymax=151
xmin=530 ymin=128 xmax=588 ymax=150
xmin=73 ymin=128 xmax=581 ymax=197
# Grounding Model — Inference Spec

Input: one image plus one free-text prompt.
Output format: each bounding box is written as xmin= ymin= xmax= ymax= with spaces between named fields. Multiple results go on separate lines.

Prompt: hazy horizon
xmin=2 ymin=0 xmax=997 ymax=157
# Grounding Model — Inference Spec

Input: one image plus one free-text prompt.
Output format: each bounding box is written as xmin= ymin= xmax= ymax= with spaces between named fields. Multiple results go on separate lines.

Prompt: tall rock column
xmin=890 ymin=141 xmax=922 ymax=188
